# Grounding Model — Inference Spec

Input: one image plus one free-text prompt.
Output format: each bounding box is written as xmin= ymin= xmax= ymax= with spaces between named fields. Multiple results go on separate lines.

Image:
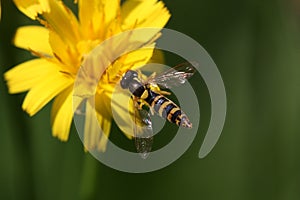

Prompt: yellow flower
xmin=4 ymin=0 xmax=170 ymax=151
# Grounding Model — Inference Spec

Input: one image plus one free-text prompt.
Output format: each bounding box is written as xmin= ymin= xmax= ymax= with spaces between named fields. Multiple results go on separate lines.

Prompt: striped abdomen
xmin=145 ymin=90 xmax=192 ymax=128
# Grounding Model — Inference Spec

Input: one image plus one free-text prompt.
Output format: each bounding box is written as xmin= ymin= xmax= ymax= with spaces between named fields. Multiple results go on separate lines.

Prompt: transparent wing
xmin=132 ymin=99 xmax=154 ymax=159
xmin=148 ymin=62 xmax=197 ymax=89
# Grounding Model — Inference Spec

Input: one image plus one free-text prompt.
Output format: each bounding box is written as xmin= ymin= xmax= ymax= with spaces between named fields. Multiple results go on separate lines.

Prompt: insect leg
xmin=135 ymin=97 xmax=155 ymax=115
xmin=157 ymin=90 xmax=171 ymax=96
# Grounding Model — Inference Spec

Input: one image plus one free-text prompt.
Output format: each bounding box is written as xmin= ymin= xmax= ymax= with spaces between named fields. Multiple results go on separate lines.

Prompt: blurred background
xmin=1 ymin=0 xmax=300 ymax=199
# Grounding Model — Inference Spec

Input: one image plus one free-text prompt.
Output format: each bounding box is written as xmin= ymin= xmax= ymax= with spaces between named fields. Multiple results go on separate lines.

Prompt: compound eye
xmin=126 ymin=70 xmax=138 ymax=78
xmin=120 ymin=77 xmax=128 ymax=89
xmin=131 ymin=70 xmax=138 ymax=77
xmin=120 ymin=70 xmax=137 ymax=89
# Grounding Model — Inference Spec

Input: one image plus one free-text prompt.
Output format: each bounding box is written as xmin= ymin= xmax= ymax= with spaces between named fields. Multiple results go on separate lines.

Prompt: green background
xmin=1 ymin=0 xmax=300 ymax=199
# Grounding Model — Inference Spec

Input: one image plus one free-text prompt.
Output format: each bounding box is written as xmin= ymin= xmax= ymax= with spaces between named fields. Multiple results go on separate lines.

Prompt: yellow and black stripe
xmin=147 ymin=93 xmax=192 ymax=128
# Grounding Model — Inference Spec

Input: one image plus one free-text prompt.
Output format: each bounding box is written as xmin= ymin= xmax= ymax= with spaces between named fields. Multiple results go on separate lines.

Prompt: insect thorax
xmin=128 ymin=80 xmax=146 ymax=98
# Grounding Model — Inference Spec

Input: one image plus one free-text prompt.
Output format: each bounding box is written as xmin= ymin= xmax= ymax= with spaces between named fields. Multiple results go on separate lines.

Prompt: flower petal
xmin=78 ymin=0 xmax=120 ymax=39
xmin=111 ymin=86 xmax=134 ymax=139
xmin=123 ymin=46 xmax=155 ymax=70
xmin=96 ymin=109 xmax=111 ymax=151
xmin=83 ymin=98 xmax=111 ymax=152
xmin=4 ymin=59 xmax=59 ymax=93
xmin=121 ymin=0 xmax=170 ymax=29
xmin=14 ymin=0 xmax=80 ymax=50
xmin=22 ymin=68 xmax=73 ymax=116
xmin=14 ymin=26 xmax=53 ymax=56
xmin=43 ymin=0 xmax=80 ymax=46
xmin=51 ymin=86 xmax=77 ymax=141
xmin=83 ymin=99 xmax=98 ymax=150
xmin=49 ymin=30 xmax=81 ymax=72
xmin=13 ymin=0 xmax=49 ymax=20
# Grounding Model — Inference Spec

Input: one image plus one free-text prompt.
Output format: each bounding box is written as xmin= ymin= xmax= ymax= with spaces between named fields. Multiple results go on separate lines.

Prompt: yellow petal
xmin=14 ymin=26 xmax=53 ymax=56
xmin=121 ymin=0 xmax=170 ymax=29
xmin=13 ymin=0 xmax=49 ymax=20
xmin=43 ymin=0 xmax=80 ymax=46
xmin=78 ymin=0 xmax=104 ymax=39
xmin=102 ymin=0 xmax=120 ymax=28
xmin=83 ymin=99 xmax=98 ymax=150
xmin=49 ymin=30 xmax=81 ymax=72
xmin=83 ymin=97 xmax=111 ymax=152
xmin=96 ymin=109 xmax=111 ymax=151
xmin=51 ymin=86 xmax=76 ymax=141
xmin=78 ymin=0 xmax=120 ymax=39
xmin=123 ymin=46 xmax=155 ymax=70
xmin=147 ymin=49 xmax=165 ymax=65
xmin=22 ymin=68 xmax=73 ymax=116
xmin=111 ymin=85 xmax=134 ymax=139
xmin=4 ymin=59 xmax=59 ymax=93
xmin=14 ymin=0 xmax=80 ymax=47
xmin=103 ymin=46 xmax=154 ymax=83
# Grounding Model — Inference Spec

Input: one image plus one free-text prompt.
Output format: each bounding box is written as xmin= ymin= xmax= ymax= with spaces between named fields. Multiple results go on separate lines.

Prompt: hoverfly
xmin=120 ymin=62 xmax=196 ymax=158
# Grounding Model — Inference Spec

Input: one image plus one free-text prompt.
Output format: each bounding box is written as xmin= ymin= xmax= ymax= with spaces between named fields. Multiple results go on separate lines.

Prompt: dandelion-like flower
xmin=5 ymin=0 xmax=170 ymax=151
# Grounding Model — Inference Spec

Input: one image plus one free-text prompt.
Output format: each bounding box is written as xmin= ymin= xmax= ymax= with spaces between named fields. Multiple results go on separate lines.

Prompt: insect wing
xmin=148 ymin=62 xmax=197 ymax=89
xmin=133 ymin=100 xmax=154 ymax=159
